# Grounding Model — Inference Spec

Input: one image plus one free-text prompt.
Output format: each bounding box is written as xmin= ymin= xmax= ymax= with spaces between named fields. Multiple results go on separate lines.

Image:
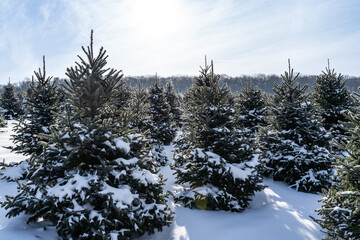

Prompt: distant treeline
xmin=124 ymin=74 xmax=360 ymax=93
xmin=3 ymin=74 xmax=360 ymax=94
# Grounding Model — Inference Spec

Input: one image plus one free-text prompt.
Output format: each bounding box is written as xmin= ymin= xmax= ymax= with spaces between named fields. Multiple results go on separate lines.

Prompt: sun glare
xmin=127 ymin=0 xmax=186 ymax=41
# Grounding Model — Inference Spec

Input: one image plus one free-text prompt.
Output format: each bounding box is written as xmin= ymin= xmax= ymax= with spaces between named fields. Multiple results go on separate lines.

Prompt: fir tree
xmin=313 ymin=92 xmax=360 ymax=239
xmin=258 ymin=60 xmax=334 ymax=193
xmin=12 ymin=56 xmax=59 ymax=156
xmin=313 ymin=60 xmax=352 ymax=153
xmin=174 ymin=58 xmax=263 ymax=212
xmin=147 ymin=77 xmax=176 ymax=145
xmin=0 ymin=82 xmax=21 ymax=119
xmin=2 ymin=31 xmax=172 ymax=240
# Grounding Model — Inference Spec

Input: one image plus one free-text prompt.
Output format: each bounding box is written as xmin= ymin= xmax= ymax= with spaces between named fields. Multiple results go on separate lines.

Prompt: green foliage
xmin=313 ymin=62 xmax=352 ymax=155
xmin=313 ymin=62 xmax=352 ymax=131
xmin=127 ymin=82 xmax=150 ymax=131
xmin=0 ymin=113 xmax=5 ymax=127
xmin=147 ymin=79 xmax=176 ymax=145
xmin=235 ymin=84 xmax=267 ymax=142
xmin=12 ymin=56 xmax=59 ymax=156
xmin=165 ymin=80 xmax=182 ymax=126
xmin=174 ymin=59 xmax=263 ymax=212
xmin=3 ymin=31 xmax=172 ymax=240
xmin=258 ymin=60 xmax=334 ymax=192
xmin=314 ymin=92 xmax=360 ymax=239
xmin=0 ymin=82 xmax=21 ymax=119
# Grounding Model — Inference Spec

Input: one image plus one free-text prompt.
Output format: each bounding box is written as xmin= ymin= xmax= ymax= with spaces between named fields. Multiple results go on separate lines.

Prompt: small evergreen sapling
xmin=313 ymin=60 xmax=352 ymax=154
xmin=165 ymin=80 xmax=182 ymax=127
xmin=235 ymin=84 xmax=267 ymax=141
xmin=147 ymin=77 xmax=176 ymax=146
xmin=0 ymin=82 xmax=21 ymax=120
xmin=127 ymin=81 xmax=150 ymax=131
xmin=12 ymin=56 xmax=59 ymax=156
xmin=2 ymin=31 xmax=173 ymax=240
xmin=258 ymin=60 xmax=334 ymax=193
xmin=174 ymin=59 xmax=263 ymax=212
xmin=0 ymin=112 xmax=5 ymax=127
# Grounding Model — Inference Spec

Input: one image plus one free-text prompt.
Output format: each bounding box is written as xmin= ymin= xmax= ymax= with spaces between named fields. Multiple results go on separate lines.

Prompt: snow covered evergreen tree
xmin=165 ymin=80 xmax=182 ymax=127
xmin=12 ymin=56 xmax=59 ymax=156
xmin=0 ymin=82 xmax=21 ymax=119
xmin=174 ymin=59 xmax=263 ymax=212
xmin=313 ymin=61 xmax=352 ymax=153
xmin=258 ymin=60 xmax=334 ymax=193
xmin=313 ymin=92 xmax=360 ymax=239
xmin=127 ymin=82 xmax=150 ymax=131
xmin=235 ymin=84 xmax=267 ymax=141
xmin=2 ymin=31 xmax=172 ymax=240
xmin=16 ymin=91 xmax=25 ymax=116
xmin=147 ymin=78 xmax=176 ymax=145
xmin=0 ymin=113 xmax=5 ymax=127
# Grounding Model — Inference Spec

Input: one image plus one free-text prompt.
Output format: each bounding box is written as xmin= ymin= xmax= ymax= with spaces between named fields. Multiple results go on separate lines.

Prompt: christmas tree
xmin=174 ymin=58 xmax=263 ymax=212
xmin=0 ymin=113 xmax=5 ymax=127
xmin=235 ymin=84 xmax=267 ymax=141
xmin=313 ymin=60 xmax=352 ymax=153
xmin=313 ymin=91 xmax=360 ymax=239
xmin=147 ymin=77 xmax=176 ymax=145
xmin=127 ymin=81 xmax=150 ymax=131
xmin=0 ymin=81 xmax=21 ymax=120
xmin=258 ymin=60 xmax=334 ymax=193
xmin=12 ymin=56 xmax=59 ymax=156
xmin=165 ymin=80 xmax=182 ymax=127
xmin=3 ymin=31 xmax=173 ymax=240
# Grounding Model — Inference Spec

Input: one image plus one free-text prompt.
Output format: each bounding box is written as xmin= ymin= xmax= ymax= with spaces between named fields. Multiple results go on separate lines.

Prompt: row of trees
xmin=0 ymin=32 xmax=358 ymax=239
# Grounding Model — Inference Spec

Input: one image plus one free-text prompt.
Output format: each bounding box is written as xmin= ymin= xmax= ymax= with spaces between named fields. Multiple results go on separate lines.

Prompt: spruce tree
xmin=147 ymin=77 xmax=176 ymax=145
xmin=313 ymin=92 xmax=360 ymax=239
xmin=127 ymin=81 xmax=150 ymax=131
xmin=174 ymin=59 xmax=263 ymax=212
xmin=313 ymin=61 xmax=352 ymax=153
xmin=235 ymin=84 xmax=267 ymax=140
xmin=165 ymin=80 xmax=182 ymax=127
xmin=258 ymin=60 xmax=334 ymax=193
xmin=0 ymin=82 xmax=21 ymax=119
xmin=2 ymin=31 xmax=172 ymax=240
xmin=0 ymin=113 xmax=5 ymax=127
xmin=12 ymin=56 xmax=59 ymax=156
xmin=16 ymin=91 xmax=26 ymax=116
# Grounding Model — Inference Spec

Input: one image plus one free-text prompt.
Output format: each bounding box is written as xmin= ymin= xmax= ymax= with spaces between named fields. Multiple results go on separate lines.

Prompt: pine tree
xmin=147 ymin=77 xmax=176 ymax=145
xmin=12 ymin=56 xmax=59 ymax=156
xmin=313 ymin=60 xmax=352 ymax=153
xmin=2 ymin=31 xmax=172 ymax=240
xmin=0 ymin=82 xmax=21 ymax=119
xmin=165 ymin=80 xmax=182 ymax=127
xmin=313 ymin=92 xmax=360 ymax=239
xmin=235 ymin=84 xmax=267 ymax=141
xmin=174 ymin=58 xmax=263 ymax=212
xmin=258 ymin=60 xmax=334 ymax=192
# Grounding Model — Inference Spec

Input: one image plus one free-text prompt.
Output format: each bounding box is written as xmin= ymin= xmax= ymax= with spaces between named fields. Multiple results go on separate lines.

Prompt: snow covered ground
xmin=0 ymin=121 xmax=325 ymax=239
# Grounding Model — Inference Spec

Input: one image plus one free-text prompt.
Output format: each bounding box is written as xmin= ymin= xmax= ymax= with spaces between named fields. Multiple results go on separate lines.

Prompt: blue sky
xmin=0 ymin=0 xmax=359 ymax=84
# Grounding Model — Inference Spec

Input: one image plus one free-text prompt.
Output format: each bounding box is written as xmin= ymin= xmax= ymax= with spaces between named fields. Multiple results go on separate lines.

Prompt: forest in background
xmin=5 ymin=73 xmax=360 ymax=94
